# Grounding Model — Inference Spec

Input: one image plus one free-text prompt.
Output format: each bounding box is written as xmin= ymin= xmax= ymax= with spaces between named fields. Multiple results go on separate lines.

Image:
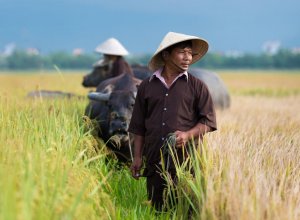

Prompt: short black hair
xmin=165 ymin=40 xmax=193 ymax=53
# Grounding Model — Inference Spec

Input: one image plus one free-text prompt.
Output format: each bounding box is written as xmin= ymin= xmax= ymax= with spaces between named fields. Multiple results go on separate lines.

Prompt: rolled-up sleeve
xmin=128 ymin=80 xmax=147 ymax=136
xmin=196 ymin=82 xmax=217 ymax=131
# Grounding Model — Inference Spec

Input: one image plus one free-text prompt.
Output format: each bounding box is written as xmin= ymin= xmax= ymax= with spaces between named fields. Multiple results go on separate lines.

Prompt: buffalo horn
xmin=88 ymin=92 xmax=110 ymax=101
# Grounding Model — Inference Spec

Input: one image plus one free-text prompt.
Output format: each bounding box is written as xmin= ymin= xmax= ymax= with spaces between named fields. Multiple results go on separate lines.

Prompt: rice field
xmin=0 ymin=69 xmax=300 ymax=220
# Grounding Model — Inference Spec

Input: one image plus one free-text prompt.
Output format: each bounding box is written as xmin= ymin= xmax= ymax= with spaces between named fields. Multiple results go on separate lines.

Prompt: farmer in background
xmin=129 ymin=32 xmax=217 ymax=210
xmin=94 ymin=37 xmax=133 ymax=76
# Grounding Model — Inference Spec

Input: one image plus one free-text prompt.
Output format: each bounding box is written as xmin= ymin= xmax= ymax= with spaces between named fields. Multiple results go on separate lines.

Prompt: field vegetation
xmin=0 ymin=70 xmax=299 ymax=219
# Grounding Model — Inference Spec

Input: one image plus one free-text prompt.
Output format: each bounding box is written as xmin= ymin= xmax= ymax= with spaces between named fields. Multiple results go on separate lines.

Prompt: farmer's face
xmin=169 ymin=46 xmax=193 ymax=71
xmin=104 ymin=54 xmax=118 ymax=62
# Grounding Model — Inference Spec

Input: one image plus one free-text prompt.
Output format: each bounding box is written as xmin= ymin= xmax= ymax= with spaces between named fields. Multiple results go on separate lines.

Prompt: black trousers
xmin=146 ymin=168 xmax=178 ymax=211
xmin=145 ymin=144 xmax=197 ymax=211
xmin=146 ymin=170 xmax=165 ymax=210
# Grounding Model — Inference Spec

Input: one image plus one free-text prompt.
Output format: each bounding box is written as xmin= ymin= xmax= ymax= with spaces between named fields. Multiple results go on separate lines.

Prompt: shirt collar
xmin=149 ymin=67 xmax=189 ymax=82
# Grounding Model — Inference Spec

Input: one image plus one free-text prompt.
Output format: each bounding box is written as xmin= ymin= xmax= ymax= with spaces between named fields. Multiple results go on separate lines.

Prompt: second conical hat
xmin=95 ymin=38 xmax=129 ymax=56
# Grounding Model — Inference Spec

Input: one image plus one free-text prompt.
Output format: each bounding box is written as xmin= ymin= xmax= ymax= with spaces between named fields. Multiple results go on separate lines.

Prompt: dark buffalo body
xmin=85 ymin=73 xmax=141 ymax=163
xmin=27 ymin=90 xmax=82 ymax=99
xmin=188 ymin=68 xmax=230 ymax=109
xmin=82 ymin=63 xmax=150 ymax=87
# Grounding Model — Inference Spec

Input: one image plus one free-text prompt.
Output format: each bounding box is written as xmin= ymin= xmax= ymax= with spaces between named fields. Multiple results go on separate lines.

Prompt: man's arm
xmin=130 ymin=134 xmax=145 ymax=179
xmin=174 ymin=123 xmax=212 ymax=147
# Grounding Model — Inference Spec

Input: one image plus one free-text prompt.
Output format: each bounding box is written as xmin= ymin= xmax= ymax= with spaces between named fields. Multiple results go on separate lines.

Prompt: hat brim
xmin=148 ymin=37 xmax=209 ymax=72
xmin=94 ymin=38 xmax=129 ymax=56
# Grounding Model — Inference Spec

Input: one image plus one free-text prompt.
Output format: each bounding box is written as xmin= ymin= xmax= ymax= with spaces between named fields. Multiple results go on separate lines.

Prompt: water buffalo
xmin=82 ymin=63 xmax=150 ymax=87
xmin=83 ymin=63 xmax=230 ymax=109
xmin=85 ymin=73 xmax=141 ymax=163
xmin=27 ymin=90 xmax=83 ymax=99
xmin=189 ymin=68 xmax=230 ymax=109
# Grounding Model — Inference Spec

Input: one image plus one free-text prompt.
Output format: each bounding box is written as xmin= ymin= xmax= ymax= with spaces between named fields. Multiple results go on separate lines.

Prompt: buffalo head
xmin=82 ymin=61 xmax=112 ymax=87
xmin=88 ymin=90 xmax=136 ymax=143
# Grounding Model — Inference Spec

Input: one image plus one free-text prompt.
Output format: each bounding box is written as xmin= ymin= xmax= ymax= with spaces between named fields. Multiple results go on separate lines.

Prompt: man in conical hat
xmin=129 ymin=32 xmax=217 ymax=211
xmin=94 ymin=37 xmax=133 ymax=76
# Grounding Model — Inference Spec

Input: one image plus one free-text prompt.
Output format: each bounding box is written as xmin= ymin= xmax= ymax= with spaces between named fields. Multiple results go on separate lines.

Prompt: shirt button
xmin=162 ymin=122 xmax=165 ymax=126
xmin=162 ymin=137 xmax=165 ymax=141
xmin=163 ymin=107 xmax=167 ymax=111
xmin=165 ymin=93 xmax=168 ymax=96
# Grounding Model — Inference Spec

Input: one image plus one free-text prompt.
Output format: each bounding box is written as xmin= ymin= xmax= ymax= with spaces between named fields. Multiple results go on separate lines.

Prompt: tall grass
xmin=162 ymin=96 xmax=300 ymax=219
xmin=1 ymin=71 xmax=300 ymax=219
xmin=0 ymin=97 xmax=114 ymax=220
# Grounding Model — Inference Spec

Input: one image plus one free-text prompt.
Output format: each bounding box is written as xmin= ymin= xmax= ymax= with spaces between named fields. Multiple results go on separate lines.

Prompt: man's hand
xmin=174 ymin=123 xmax=210 ymax=148
xmin=130 ymin=157 xmax=143 ymax=180
xmin=174 ymin=130 xmax=190 ymax=148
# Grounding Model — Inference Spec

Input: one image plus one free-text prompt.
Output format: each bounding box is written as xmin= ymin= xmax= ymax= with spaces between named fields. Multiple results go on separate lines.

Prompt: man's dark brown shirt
xmin=129 ymin=73 xmax=217 ymax=170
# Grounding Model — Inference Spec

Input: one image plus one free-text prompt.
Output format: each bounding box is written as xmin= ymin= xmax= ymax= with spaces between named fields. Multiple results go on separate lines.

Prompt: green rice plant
xmin=158 ymin=137 xmax=210 ymax=219
xmin=0 ymin=97 xmax=115 ymax=220
xmin=108 ymin=166 xmax=174 ymax=220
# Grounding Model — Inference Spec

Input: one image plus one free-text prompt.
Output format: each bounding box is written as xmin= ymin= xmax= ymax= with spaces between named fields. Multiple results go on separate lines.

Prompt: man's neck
xmin=161 ymin=66 xmax=182 ymax=81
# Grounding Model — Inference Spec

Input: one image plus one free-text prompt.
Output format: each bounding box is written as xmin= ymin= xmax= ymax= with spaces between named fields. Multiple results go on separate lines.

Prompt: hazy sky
xmin=0 ymin=0 xmax=299 ymax=54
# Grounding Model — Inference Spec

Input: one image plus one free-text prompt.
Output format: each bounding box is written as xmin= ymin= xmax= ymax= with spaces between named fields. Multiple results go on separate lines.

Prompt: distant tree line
xmin=129 ymin=49 xmax=300 ymax=69
xmin=0 ymin=50 xmax=99 ymax=70
xmin=0 ymin=49 xmax=300 ymax=70
xmin=195 ymin=50 xmax=300 ymax=69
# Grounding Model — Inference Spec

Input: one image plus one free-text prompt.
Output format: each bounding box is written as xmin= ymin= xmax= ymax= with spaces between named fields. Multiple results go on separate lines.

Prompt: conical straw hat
xmin=95 ymin=38 xmax=129 ymax=56
xmin=148 ymin=32 xmax=209 ymax=71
